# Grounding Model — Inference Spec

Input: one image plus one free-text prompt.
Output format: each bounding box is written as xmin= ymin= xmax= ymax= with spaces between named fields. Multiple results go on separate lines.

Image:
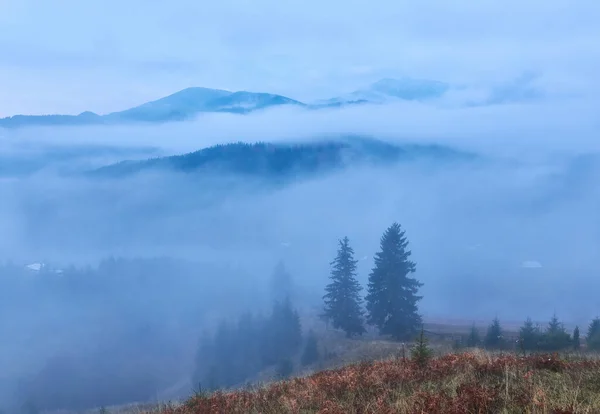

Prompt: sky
xmin=0 ymin=0 xmax=599 ymax=116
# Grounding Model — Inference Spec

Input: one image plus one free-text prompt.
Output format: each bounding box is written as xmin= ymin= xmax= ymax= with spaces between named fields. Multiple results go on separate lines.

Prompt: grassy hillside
xmin=153 ymin=351 xmax=600 ymax=414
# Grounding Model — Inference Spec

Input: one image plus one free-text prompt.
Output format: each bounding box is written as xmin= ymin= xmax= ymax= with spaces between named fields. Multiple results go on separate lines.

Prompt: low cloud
xmin=1 ymin=97 xmax=599 ymax=410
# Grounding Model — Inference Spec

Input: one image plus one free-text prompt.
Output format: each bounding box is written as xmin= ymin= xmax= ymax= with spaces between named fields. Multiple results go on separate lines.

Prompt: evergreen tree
xmin=322 ymin=237 xmax=366 ymax=337
xmin=586 ymin=318 xmax=600 ymax=351
xmin=205 ymin=365 xmax=219 ymax=391
xmin=484 ymin=317 xmax=505 ymax=349
xmin=365 ymin=223 xmax=423 ymax=340
xmin=519 ymin=317 xmax=541 ymax=352
xmin=301 ymin=330 xmax=320 ymax=366
xmin=212 ymin=320 xmax=236 ymax=387
xmin=539 ymin=314 xmax=571 ymax=351
xmin=270 ymin=261 xmax=293 ymax=302
xmin=411 ymin=327 xmax=433 ymax=368
xmin=279 ymin=297 xmax=303 ymax=353
xmin=261 ymin=297 xmax=302 ymax=366
xmin=466 ymin=324 xmax=481 ymax=348
xmin=234 ymin=312 xmax=263 ymax=381
xmin=192 ymin=330 xmax=215 ymax=389
xmin=193 ymin=313 xmax=270 ymax=391
xmin=573 ymin=326 xmax=581 ymax=350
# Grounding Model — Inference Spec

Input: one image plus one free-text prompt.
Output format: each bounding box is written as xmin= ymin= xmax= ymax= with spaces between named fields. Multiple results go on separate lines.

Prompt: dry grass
xmin=152 ymin=350 xmax=600 ymax=414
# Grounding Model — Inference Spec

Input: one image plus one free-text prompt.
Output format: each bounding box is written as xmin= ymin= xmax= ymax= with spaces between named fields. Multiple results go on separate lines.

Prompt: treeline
xmin=192 ymin=262 xmax=320 ymax=391
xmin=101 ymin=141 xmax=352 ymax=178
xmin=192 ymin=297 xmax=320 ymax=391
xmin=464 ymin=315 xmax=600 ymax=352
xmin=318 ymin=223 xmax=600 ymax=354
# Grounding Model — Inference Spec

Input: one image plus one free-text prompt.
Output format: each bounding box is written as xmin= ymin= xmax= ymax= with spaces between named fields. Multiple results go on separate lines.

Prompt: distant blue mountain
xmin=0 ymin=111 xmax=103 ymax=128
xmin=0 ymin=74 xmax=543 ymax=128
xmin=93 ymin=137 xmax=476 ymax=182
xmin=103 ymin=87 xmax=233 ymax=122
xmin=0 ymin=88 xmax=304 ymax=128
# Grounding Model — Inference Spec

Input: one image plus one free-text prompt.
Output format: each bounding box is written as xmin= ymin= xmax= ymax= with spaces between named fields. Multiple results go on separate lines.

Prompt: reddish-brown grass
xmin=153 ymin=351 xmax=600 ymax=414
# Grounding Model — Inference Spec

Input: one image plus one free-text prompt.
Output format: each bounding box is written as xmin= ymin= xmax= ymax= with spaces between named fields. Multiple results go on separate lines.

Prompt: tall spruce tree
xmin=322 ymin=237 xmax=366 ymax=337
xmin=365 ymin=222 xmax=423 ymax=340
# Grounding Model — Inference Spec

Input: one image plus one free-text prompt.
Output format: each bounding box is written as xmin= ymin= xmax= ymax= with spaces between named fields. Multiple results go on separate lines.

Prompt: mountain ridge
xmin=0 ymin=88 xmax=304 ymax=128
xmin=0 ymin=78 xmax=453 ymax=128
xmin=91 ymin=137 xmax=477 ymax=183
xmin=0 ymin=74 xmax=543 ymax=128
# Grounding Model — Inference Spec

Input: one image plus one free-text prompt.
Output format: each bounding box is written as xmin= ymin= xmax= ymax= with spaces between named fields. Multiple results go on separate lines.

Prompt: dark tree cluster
xmin=193 ymin=297 xmax=304 ymax=391
xmin=322 ymin=223 xmax=424 ymax=341
xmin=515 ymin=314 xmax=574 ymax=352
xmin=106 ymin=141 xmax=352 ymax=179
xmin=477 ymin=314 xmax=595 ymax=352
xmin=98 ymin=138 xmax=464 ymax=180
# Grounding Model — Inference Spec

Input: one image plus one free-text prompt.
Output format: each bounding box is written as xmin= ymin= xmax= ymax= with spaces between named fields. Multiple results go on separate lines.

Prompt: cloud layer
xmin=1 ymin=93 xmax=600 ymax=412
xmin=1 ymin=97 xmax=599 ymax=321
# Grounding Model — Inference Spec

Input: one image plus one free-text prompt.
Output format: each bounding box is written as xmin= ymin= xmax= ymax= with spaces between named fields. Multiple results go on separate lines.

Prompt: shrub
xmin=411 ymin=327 xmax=433 ymax=368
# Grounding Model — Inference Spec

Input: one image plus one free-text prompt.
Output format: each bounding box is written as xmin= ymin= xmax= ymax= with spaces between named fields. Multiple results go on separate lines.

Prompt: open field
xmin=150 ymin=351 xmax=600 ymax=414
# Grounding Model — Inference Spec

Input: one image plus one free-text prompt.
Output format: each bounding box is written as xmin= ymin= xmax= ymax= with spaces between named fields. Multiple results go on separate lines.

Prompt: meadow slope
xmin=153 ymin=351 xmax=600 ymax=414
